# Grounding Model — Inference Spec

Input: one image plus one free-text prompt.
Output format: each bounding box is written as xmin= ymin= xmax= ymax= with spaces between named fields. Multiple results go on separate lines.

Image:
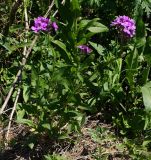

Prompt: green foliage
xmin=1 ymin=0 xmax=151 ymax=159
xmin=142 ymin=82 xmax=151 ymax=111
xmin=44 ymin=154 xmax=69 ymax=160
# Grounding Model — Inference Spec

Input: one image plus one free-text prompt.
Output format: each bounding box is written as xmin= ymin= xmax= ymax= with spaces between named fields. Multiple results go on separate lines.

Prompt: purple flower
xmin=111 ymin=15 xmax=136 ymax=38
xmin=31 ymin=17 xmax=50 ymax=33
xmin=51 ymin=22 xmax=58 ymax=31
xmin=77 ymin=45 xmax=92 ymax=54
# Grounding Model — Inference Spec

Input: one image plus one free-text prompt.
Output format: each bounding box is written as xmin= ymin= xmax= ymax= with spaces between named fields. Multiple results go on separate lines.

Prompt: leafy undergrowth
xmin=1 ymin=114 xmax=150 ymax=160
xmin=1 ymin=0 xmax=151 ymax=160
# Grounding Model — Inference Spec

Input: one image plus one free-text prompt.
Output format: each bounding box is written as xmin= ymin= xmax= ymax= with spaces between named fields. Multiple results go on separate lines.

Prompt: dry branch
xmin=6 ymin=88 xmax=21 ymax=141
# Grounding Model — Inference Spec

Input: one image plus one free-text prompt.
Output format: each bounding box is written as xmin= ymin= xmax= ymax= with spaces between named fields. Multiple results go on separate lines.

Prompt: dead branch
xmin=5 ymin=88 xmax=21 ymax=142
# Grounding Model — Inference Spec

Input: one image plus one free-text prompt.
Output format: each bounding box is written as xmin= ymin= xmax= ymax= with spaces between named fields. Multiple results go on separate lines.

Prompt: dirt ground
xmin=0 ymin=115 xmax=130 ymax=160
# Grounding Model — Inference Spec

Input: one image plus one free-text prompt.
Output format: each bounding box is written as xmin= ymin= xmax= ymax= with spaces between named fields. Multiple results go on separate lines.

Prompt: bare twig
xmin=22 ymin=0 xmax=29 ymax=61
xmin=24 ymin=0 xmax=29 ymax=31
xmin=6 ymin=88 xmax=21 ymax=141
xmin=44 ymin=0 xmax=55 ymax=18
xmin=0 ymin=0 xmax=56 ymax=115
xmin=2 ymin=108 xmax=13 ymax=114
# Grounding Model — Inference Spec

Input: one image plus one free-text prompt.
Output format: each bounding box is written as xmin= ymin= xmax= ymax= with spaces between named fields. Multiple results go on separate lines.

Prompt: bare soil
xmin=0 ymin=115 xmax=130 ymax=160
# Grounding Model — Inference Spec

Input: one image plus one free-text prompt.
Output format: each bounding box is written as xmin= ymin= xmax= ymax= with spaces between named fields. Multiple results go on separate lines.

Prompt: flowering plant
xmin=2 ymin=0 xmax=151 ymax=158
xmin=111 ymin=15 xmax=136 ymax=38
xmin=31 ymin=16 xmax=58 ymax=33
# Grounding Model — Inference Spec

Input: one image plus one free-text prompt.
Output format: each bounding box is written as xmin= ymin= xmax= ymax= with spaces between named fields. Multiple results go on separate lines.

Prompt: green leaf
xmin=142 ymin=82 xmax=151 ymax=111
xmin=28 ymin=143 xmax=34 ymax=149
xmin=89 ymin=72 xmax=98 ymax=82
xmin=144 ymin=37 xmax=151 ymax=65
xmin=54 ymin=0 xmax=59 ymax=8
xmin=142 ymin=140 xmax=151 ymax=147
xmin=142 ymin=66 xmax=150 ymax=85
xmin=88 ymin=26 xmax=107 ymax=33
xmin=136 ymin=37 xmax=146 ymax=48
xmin=31 ymin=67 xmax=38 ymax=87
xmin=136 ymin=17 xmax=146 ymax=38
xmin=51 ymin=40 xmax=72 ymax=64
xmin=16 ymin=118 xmax=36 ymax=127
xmin=87 ymin=22 xmax=108 ymax=33
xmin=71 ymin=0 xmax=80 ymax=14
xmin=23 ymin=85 xmax=30 ymax=102
xmin=77 ymin=18 xmax=108 ymax=41
xmin=42 ymin=123 xmax=51 ymax=130
xmin=89 ymin=41 xmax=104 ymax=55
xmin=78 ymin=18 xmax=100 ymax=31
xmin=17 ymin=109 xmax=25 ymax=120
xmin=77 ymin=72 xmax=84 ymax=82
xmin=126 ymin=47 xmax=138 ymax=86
xmin=141 ymin=0 xmax=151 ymax=16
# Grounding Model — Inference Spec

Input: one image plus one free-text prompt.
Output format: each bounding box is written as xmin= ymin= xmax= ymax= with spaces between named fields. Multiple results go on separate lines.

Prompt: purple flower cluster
xmin=31 ymin=16 xmax=58 ymax=33
xmin=111 ymin=15 xmax=136 ymax=38
xmin=77 ymin=45 xmax=92 ymax=54
xmin=31 ymin=17 xmax=50 ymax=33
